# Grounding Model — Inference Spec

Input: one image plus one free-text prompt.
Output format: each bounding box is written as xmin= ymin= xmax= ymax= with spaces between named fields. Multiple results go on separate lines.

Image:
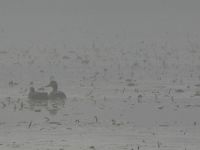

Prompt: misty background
xmin=0 ymin=0 xmax=199 ymax=88
xmin=0 ymin=1 xmax=200 ymax=149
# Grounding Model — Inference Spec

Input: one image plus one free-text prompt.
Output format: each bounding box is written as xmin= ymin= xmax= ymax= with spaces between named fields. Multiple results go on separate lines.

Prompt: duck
xmin=28 ymin=87 xmax=49 ymax=100
xmin=45 ymin=80 xmax=66 ymax=107
xmin=28 ymin=87 xmax=49 ymax=107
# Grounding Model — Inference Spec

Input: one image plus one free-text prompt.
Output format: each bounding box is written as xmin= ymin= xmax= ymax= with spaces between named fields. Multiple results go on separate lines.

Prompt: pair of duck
xmin=28 ymin=81 xmax=66 ymax=107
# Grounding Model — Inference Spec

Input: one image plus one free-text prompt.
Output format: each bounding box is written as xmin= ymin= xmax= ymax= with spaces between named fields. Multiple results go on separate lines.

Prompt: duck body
xmin=48 ymin=90 xmax=66 ymax=100
xmin=48 ymin=90 xmax=66 ymax=107
xmin=28 ymin=87 xmax=48 ymax=106
xmin=46 ymin=81 xmax=66 ymax=108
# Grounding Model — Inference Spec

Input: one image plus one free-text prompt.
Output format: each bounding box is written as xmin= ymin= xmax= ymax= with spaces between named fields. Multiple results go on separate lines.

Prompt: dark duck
xmin=28 ymin=87 xmax=48 ymax=106
xmin=45 ymin=81 xmax=66 ymax=107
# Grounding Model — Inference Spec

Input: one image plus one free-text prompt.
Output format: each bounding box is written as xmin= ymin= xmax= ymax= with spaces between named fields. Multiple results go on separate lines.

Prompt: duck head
xmin=45 ymin=80 xmax=58 ymax=91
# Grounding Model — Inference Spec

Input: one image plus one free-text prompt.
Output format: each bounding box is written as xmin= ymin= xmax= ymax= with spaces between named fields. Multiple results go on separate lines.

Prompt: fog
xmin=0 ymin=1 xmax=200 ymax=149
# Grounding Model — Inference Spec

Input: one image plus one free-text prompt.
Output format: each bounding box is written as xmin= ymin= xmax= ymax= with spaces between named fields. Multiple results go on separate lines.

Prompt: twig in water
xmin=28 ymin=121 xmax=32 ymax=128
xmin=94 ymin=116 xmax=98 ymax=123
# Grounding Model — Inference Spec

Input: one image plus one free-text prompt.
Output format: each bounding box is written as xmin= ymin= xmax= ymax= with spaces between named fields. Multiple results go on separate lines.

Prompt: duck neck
xmin=52 ymin=86 xmax=58 ymax=92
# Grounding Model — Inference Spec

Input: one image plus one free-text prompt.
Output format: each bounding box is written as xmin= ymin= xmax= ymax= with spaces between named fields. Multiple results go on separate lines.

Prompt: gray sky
xmin=0 ymin=0 xmax=199 ymax=15
xmin=0 ymin=0 xmax=199 ymax=50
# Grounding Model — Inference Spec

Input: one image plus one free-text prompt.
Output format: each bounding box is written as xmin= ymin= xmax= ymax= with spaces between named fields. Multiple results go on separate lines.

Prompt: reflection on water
xmin=28 ymin=99 xmax=64 ymax=115
xmin=47 ymin=99 xmax=65 ymax=115
xmin=28 ymin=99 xmax=48 ymax=111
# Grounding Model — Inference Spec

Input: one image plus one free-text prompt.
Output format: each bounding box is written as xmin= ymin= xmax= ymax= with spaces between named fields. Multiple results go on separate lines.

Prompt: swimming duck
xmin=28 ymin=87 xmax=48 ymax=107
xmin=45 ymin=81 xmax=66 ymax=107
xmin=28 ymin=87 xmax=49 ymax=100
